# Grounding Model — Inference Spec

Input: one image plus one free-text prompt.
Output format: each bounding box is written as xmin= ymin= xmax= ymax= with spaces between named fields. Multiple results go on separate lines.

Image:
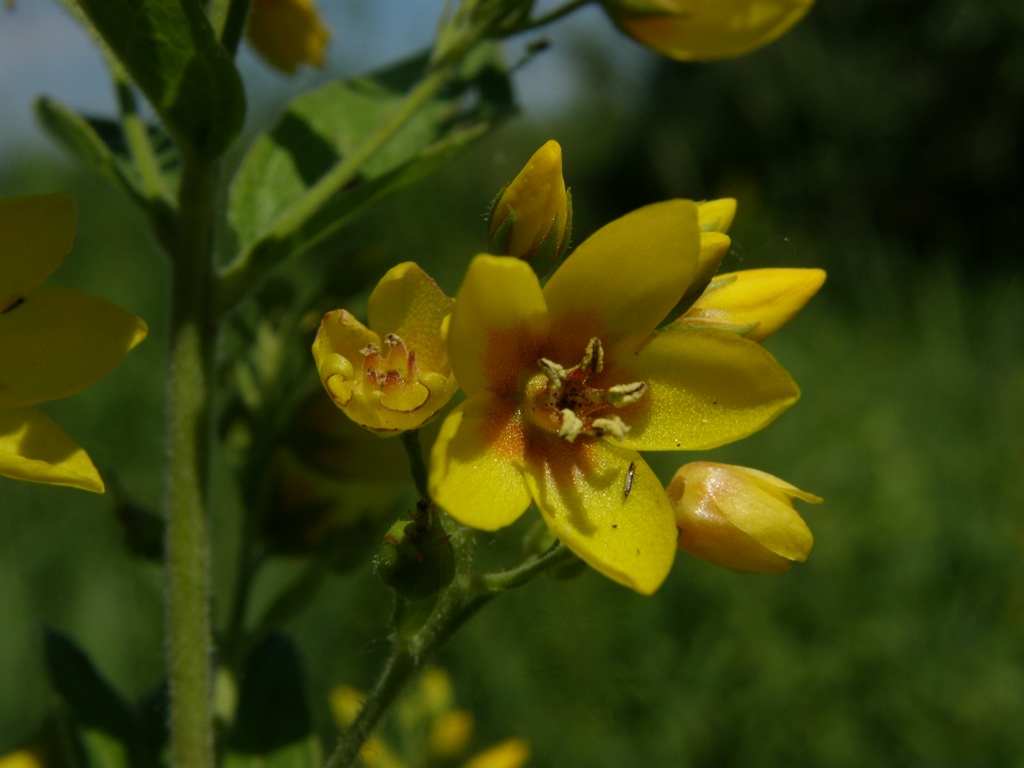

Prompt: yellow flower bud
xmin=601 ymin=0 xmax=814 ymax=61
xmin=487 ymin=140 xmax=571 ymax=270
xmin=667 ymin=461 xmax=819 ymax=574
xmin=685 ymin=198 xmax=737 ymax=301
xmin=680 ymin=267 xmax=826 ymax=341
xmin=246 ymin=0 xmax=331 ymax=75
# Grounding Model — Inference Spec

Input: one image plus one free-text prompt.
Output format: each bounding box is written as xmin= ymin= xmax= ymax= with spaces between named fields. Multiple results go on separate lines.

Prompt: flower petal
xmin=615 ymin=0 xmax=814 ymax=62
xmin=447 ymin=255 xmax=549 ymax=397
xmin=429 ymin=395 xmax=533 ymax=531
xmin=682 ymin=268 xmax=826 ymax=342
xmin=523 ymin=438 xmax=676 ymax=595
xmin=0 ymin=286 xmax=148 ymax=409
xmin=0 ymin=407 xmax=104 ymax=492
xmin=542 ymin=199 xmax=699 ymax=361
xmin=611 ymin=327 xmax=799 ymax=450
xmin=367 ymin=262 xmax=454 ymax=375
xmin=0 ymin=193 xmax=76 ymax=311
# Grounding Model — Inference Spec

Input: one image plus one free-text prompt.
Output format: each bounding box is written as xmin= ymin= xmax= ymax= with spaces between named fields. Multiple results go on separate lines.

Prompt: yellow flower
xmin=463 ymin=739 xmax=530 ymax=768
xmin=246 ymin=0 xmax=331 ymax=74
xmin=601 ymin=0 xmax=814 ymax=61
xmin=667 ymin=461 xmax=819 ymax=573
xmin=313 ymin=262 xmax=456 ymax=434
xmin=429 ymin=200 xmax=800 ymax=594
xmin=0 ymin=194 xmax=148 ymax=493
xmin=487 ymin=140 xmax=571 ymax=268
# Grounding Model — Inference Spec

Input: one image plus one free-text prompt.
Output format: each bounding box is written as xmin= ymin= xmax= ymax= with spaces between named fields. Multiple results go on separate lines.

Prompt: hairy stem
xmin=164 ymin=151 xmax=219 ymax=768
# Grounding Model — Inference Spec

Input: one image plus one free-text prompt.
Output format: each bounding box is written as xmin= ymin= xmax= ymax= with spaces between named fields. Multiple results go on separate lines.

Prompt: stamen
xmin=591 ymin=416 xmax=630 ymax=440
xmin=538 ymin=358 xmax=566 ymax=392
xmin=603 ymin=381 xmax=647 ymax=406
xmin=558 ymin=409 xmax=585 ymax=443
xmin=580 ymin=337 xmax=604 ymax=374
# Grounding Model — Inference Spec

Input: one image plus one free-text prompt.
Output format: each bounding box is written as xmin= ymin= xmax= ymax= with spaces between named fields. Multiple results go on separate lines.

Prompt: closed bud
xmin=487 ymin=140 xmax=571 ymax=273
xmin=600 ymin=0 xmax=814 ymax=62
xmin=678 ymin=198 xmax=738 ymax=307
xmin=667 ymin=462 xmax=820 ymax=574
xmin=246 ymin=0 xmax=331 ymax=74
xmin=677 ymin=267 xmax=826 ymax=341
xmin=376 ymin=501 xmax=455 ymax=600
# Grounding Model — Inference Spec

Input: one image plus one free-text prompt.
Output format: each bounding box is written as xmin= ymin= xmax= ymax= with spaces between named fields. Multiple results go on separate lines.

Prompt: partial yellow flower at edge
xmin=246 ymin=0 xmax=331 ymax=75
xmin=430 ymin=200 xmax=800 ymax=595
xmin=602 ymin=0 xmax=814 ymax=62
xmin=678 ymin=267 xmax=826 ymax=342
xmin=313 ymin=262 xmax=457 ymax=434
xmin=668 ymin=461 xmax=819 ymax=573
xmin=0 ymin=193 xmax=148 ymax=493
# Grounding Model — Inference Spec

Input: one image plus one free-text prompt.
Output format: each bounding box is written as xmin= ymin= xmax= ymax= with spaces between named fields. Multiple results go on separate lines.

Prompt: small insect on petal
xmin=624 ymin=461 xmax=636 ymax=499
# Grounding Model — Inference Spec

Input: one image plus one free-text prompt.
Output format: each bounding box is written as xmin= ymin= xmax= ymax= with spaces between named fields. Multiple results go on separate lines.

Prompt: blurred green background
xmin=2 ymin=1 xmax=1023 ymax=765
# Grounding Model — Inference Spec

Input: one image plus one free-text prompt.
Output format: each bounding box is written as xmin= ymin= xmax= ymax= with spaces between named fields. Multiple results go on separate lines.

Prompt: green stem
xmin=217 ymin=67 xmax=453 ymax=312
xmin=401 ymin=431 xmax=431 ymax=501
xmin=323 ymin=537 xmax=575 ymax=768
xmin=518 ymin=0 xmax=594 ymax=32
xmin=164 ymin=151 xmax=219 ymax=768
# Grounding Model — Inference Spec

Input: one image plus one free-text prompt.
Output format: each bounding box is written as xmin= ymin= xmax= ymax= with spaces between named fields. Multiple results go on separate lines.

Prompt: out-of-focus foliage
xmin=604 ymin=0 xmax=1024 ymax=279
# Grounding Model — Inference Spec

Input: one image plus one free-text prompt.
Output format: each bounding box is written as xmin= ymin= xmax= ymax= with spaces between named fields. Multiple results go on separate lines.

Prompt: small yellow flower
xmin=246 ymin=0 xmax=331 ymax=74
xmin=1 ymin=194 xmax=148 ymax=493
xmin=430 ymin=200 xmax=800 ymax=594
xmin=601 ymin=0 xmax=814 ymax=61
xmin=463 ymin=739 xmax=530 ymax=768
xmin=667 ymin=461 xmax=819 ymax=573
xmin=313 ymin=263 xmax=457 ymax=434
xmin=487 ymin=140 xmax=571 ymax=268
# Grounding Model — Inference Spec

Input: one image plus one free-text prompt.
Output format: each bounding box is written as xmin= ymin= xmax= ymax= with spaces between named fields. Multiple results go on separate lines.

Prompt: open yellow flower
xmin=429 ymin=200 xmax=800 ymax=594
xmin=602 ymin=0 xmax=813 ymax=61
xmin=246 ymin=0 xmax=331 ymax=74
xmin=313 ymin=262 xmax=457 ymax=434
xmin=1 ymin=193 xmax=148 ymax=493
xmin=668 ymin=461 xmax=819 ymax=573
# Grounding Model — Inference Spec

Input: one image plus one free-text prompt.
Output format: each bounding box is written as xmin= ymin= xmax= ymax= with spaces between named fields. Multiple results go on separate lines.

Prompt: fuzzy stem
xmin=164 ymin=151 xmax=219 ymax=768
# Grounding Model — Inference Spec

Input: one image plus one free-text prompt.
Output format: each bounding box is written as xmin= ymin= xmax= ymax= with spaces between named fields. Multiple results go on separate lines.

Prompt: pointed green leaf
xmin=225 ymin=46 xmax=513 ymax=298
xmin=34 ymin=97 xmax=132 ymax=195
xmin=74 ymin=0 xmax=245 ymax=157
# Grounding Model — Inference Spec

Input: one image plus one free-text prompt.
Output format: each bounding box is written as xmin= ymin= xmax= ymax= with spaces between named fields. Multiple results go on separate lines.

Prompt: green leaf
xmin=228 ymin=633 xmax=318 ymax=761
xmin=34 ymin=97 xmax=179 ymax=205
xmin=43 ymin=629 xmax=155 ymax=768
xmin=74 ymin=0 xmax=245 ymax=158
xmin=34 ymin=97 xmax=133 ymax=196
xmin=225 ymin=46 xmax=514 ymax=292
